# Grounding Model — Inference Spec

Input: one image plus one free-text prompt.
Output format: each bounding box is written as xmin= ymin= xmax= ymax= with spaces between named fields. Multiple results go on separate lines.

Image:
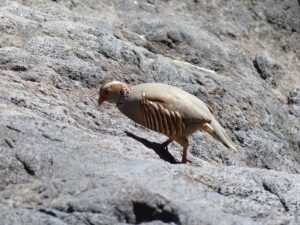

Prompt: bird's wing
xmin=136 ymin=83 xmax=212 ymax=124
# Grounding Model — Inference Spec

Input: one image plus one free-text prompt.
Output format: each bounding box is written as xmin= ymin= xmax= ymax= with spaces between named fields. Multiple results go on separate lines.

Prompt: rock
xmin=0 ymin=0 xmax=300 ymax=224
xmin=0 ymin=47 xmax=33 ymax=71
xmin=288 ymin=88 xmax=300 ymax=105
xmin=0 ymin=205 xmax=67 ymax=225
xmin=288 ymin=88 xmax=300 ymax=118
xmin=253 ymin=52 xmax=283 ymax=86
xmin=20 ymin=66 xmax=61 ymax=83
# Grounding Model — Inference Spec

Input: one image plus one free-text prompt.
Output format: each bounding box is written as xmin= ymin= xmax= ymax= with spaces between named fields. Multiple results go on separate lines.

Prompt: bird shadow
xmin=124 ymin=131 xmax=178 ymax=164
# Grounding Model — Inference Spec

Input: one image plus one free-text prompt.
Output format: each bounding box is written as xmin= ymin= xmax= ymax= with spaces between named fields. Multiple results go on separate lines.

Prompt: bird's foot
xmin=181 ymin=145 xmax=190 ymax=164
xmin=180 ymin=158 xmax=191 ymax=164
xmin=160 ymin=139 xmax=173 ymax=150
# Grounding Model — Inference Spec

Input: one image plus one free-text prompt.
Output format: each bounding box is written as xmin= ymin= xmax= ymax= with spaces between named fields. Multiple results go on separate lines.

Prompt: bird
xmin=98 ymin=80 xmax=236 ymax=163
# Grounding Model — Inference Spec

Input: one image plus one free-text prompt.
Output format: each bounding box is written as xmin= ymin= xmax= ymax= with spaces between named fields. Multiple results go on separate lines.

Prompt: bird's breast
xmin=118 ymin=99 xmax=143 ymax=125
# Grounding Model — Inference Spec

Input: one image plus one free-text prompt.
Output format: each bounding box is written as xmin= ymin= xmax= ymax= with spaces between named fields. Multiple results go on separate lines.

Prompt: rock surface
xmin=0 ymin=0 xmax=300 ymax=224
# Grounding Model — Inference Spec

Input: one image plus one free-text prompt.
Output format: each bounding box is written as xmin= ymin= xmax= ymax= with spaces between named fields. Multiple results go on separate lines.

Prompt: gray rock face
xmin=253 ymin=52 xmax=283 ymax=86
xmin=0 ymin=0 xmax=299 ymax=224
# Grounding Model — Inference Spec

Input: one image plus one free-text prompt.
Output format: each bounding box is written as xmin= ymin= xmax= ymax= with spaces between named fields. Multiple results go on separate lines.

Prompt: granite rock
xmin=0 ymin=0 xmax=300 ymax=224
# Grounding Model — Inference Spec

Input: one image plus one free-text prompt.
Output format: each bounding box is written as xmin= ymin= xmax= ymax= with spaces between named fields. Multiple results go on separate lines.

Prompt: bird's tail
xmin=201 ymin=118 xmax=236 ymax=151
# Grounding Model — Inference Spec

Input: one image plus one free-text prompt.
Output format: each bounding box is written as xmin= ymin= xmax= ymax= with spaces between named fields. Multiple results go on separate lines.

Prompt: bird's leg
xmin=174 ymin=136 xmax=189 ymax=164
xmin=181 ymin=146 xmax=188 ymax=164
xmin=161 ymin=138 xmax=173 ymax=150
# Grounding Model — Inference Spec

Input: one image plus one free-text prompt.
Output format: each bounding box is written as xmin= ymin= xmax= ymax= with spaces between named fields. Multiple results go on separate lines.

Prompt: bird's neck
xmin=117 ymin=84 xmax=133 ymax=108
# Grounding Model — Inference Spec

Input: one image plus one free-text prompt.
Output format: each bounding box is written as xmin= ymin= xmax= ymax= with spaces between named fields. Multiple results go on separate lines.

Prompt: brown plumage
xmin=98 ymin=81 xmax=236 ymax=163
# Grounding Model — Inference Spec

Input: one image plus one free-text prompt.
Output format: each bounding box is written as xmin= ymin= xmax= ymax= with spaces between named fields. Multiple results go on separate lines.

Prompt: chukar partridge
xmin=98 ymin=81 xmax=236 ymax=163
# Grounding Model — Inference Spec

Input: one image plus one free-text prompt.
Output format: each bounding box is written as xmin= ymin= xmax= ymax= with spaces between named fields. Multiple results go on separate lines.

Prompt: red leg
xmin=181 ymin=146 xmax=188 ymax=164
xmin=174 ymin=136 xmax=189 ymax=164
xmin=161 ymin=138 xmax=173 ymax=149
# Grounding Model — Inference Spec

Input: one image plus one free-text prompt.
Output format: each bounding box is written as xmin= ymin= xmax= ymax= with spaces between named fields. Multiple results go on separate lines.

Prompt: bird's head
xmin=98 ymin=81 xmax=126 ymax=106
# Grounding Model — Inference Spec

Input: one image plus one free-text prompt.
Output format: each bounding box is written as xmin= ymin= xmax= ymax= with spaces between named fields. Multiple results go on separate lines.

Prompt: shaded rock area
xmin=0 ymin=0 xmax=299 ymax=224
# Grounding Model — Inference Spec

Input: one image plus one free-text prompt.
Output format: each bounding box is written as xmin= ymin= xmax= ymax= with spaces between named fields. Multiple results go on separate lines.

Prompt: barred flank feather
xmin=140 ymin=93 xmax=186 ymax=137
